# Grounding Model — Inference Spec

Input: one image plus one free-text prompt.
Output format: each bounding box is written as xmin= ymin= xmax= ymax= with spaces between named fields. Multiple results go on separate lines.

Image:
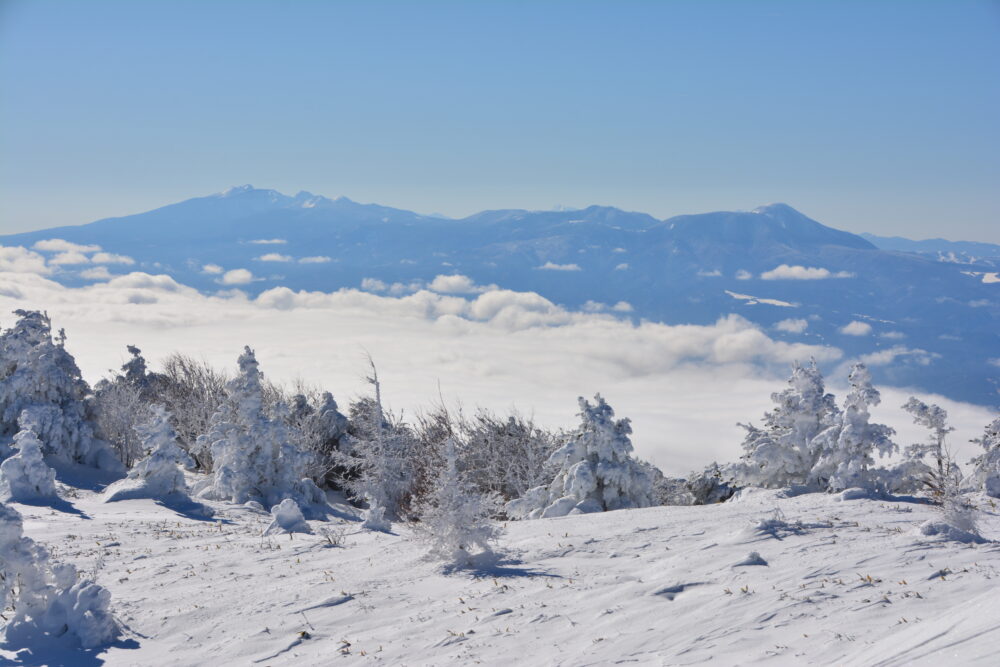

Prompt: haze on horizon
xmin=1 ymin=0 xmax=998 ymax=243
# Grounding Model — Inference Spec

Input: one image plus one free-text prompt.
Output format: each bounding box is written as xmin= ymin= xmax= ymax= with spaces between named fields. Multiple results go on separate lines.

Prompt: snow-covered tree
xmin=809 ymin=363 xmax=896 ymax=492
xmin=733 ymin=359 xmax=840 ymax=489
xmin=415 ymin=438 xmax=501 ymax=567
xmin=286 ymin=391 xmax=350 ymax=484
xmin=103 ymin=405 xmax=195 ymax=503
xmin=505 ymin=394 xmax=655 ymax=519
xmin=93 ymin=345 xmax=167 ymax=467
xmin=0 ymin=425 xmax=58 ymax=502
xmin=197 ymin=347 xmax=324 ymax=513
xmin=0 ymin=502 xmax=119 ymax=648
xmin=969 ymin=417 xmax=1000 ymax=498
xmin=686 ymin=462 xmax=737 ymax=505
xmin=0 ymin=310 xmax=123 ymax=473
xmin=898 ymin=397 xmax=956 ymax=500
xmin=337 ymin=360 xmax=416 ymax=530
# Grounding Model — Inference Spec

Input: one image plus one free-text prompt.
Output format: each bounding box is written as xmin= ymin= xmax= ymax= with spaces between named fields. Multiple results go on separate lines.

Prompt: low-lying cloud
xmin=761 ymin=265 xmax=855 ymax=280
xmin=0 ymin=269 xmax=991 ymax=475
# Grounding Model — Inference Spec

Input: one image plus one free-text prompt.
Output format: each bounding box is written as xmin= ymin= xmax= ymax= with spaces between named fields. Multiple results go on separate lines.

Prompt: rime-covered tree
xmin=733 ymin=359 xmax=840 ymax=489
xmin=970 ymin=417 xmax=1000 ymax=498
xmin=0 ymin=310 xmax=122 ymax=473
xmin=415 ymin=438 xmax=501 ymax=567
xmin=335 ymin=359 xmax=417 ymax=530
xmin=505 ymin=394 xmax=655 ymax=519
xmin=197 ymin=347 xmax=324 ymax=513
xmin=810 ymin=363 xmax=896 ymax=492
xmin=0 ymin=425 xmax=58 ymax=503
xmin=93 ymin=345 xmax=168 ymax=467
xmin=104 ymin=404 xmax=195 ymax=503
xmin=0 ymin=503 xmax=119 ymax=648
xmin=898 ymin=397 xmax=957 ymax=499
xmin=286 ymin=391 xmax=350 ymax=484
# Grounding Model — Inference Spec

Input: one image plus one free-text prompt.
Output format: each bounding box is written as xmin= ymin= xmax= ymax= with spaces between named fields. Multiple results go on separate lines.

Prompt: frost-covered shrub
xmin=0 ymin=310 xmax=123 ymax=473
xmin=264 ymin=498 xmax=312 ymax=536
xmin=103 ymin=405 xmax=195 ymax=503
xmin=415 ymin=438 xmax=501 ymax=567
xmin=732 ymin=359 xmax=839 ymax=490
xmin=686 ymin=462 xmax=737 ymax=505
xmin=197 ymin=347 xmax=324 ymax=513
xmin=970 ymin=417 xmax=1000 ymax=498
xmin=456 ymin=408 xmax=559 ymax=502
xmin=0 ymin=503 xmax=119 ymax=648
xmin=0 ymin=426 xmax=58 ymax=502
xmin=157 ymin=352 xmax=230 ymax=469
xmin=505 ymin=394 xmax=655 ymax=519
xmin=810 ymin=363 xmax=896 ymax=492
xmin=337 ymin=361 xmax=417 ymax=530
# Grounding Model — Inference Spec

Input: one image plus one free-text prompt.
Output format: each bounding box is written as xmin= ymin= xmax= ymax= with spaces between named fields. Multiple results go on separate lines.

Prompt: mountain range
xmin=1 ymin=186 xmax=997 ymax=406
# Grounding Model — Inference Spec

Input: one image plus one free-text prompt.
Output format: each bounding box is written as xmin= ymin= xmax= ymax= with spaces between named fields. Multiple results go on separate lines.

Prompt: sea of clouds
xmin=0 ymin=247 xmax=993 ymax=475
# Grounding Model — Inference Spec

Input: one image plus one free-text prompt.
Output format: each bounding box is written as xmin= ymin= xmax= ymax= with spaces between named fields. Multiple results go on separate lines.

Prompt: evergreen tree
xmin=415 ymin=438 xmax=501 ymax=567
xmin=104 ymin=404 xmax=196 ymax=502
xmin=506 ymin=394 xmax=655 ymax=519
xmin=197 ymin=347 xmax=324 ymax=513
xmin=0 ymin=310 xmax=122 ymax=473
xmin=734 ymin=359 xmax=840 ymax=489
xmin=0 ymin=426 xmax=58 ymax=502
xmin=810 ymin=363 xmax=896 ymax=491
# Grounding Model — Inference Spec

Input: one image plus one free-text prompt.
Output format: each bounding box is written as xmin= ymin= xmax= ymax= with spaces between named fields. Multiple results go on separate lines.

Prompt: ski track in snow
xmin=3 ymin=484 xmax=999 ymax=666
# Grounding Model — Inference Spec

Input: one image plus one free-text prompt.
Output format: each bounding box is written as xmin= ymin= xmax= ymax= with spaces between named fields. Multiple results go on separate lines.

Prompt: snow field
xmin=3 ymin=484 xmax=998 ymax=665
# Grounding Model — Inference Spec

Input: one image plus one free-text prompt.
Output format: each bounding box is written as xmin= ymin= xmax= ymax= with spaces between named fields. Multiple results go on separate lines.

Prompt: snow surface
xmin=2 ymin=482 xmax=998 ymax=665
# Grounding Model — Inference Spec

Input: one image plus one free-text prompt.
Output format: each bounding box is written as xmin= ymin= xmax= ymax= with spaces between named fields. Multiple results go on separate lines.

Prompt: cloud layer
xmin=0 ymin=268 xmax=991 ymax=475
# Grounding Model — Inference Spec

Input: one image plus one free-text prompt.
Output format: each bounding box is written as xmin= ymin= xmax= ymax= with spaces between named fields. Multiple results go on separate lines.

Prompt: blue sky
xmin=1 ymin=0 xmax=998 ymax=241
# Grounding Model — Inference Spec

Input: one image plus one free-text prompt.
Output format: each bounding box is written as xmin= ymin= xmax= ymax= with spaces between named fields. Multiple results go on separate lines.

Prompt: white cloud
xmin=735 ymin=270 xmax=753 ymax=280
xmin=840 ymin=321 xmax=872 ymax=336
xmin=361 ymin=278 xmax=388 ymax=292
xmin=725 ymin=291 xmax=797 ymax=308
xmin=428 ymin=274 xmax=494 ymax=295
xmin=615 ymin=263 xmax=629 ymax=271
xmin=582 ymin=300 xmax=606 ymax=312
xmin=852 ymin=346 xmax=938 ymax=367
xmin=989 ymin=358 xmax=1000 ymax=368
xmin=299 ymin=256 xmax=332 ymax=264
xmin=80 ymin=266 xmax=113 ymax=281
xmin=256 ymin=253 xmax=293 ymax=262
xmin=91 ymin=252 xmax=135 ymax=265
xmin=880 ymin=331 xmax=906 ymax=340
xmin=612 ymin=248 xmax=627 ymax=253
xmin=202 ymin=264 xmax=224 ymax=275
xmin=32 ymin=239 xmax=101 ymax=253
xmin=218 ymin=269 xmax=254 ymax=285
xmin=612 ymin=301 xmax=634 ymax=313
xmin=49 ymin=251 xmax=91 ymax=265
xmin=760 ymin=265 xmax=855 ymax=280
xmin=537 ymin=262 xmax=582 ymax=271
xmin=248 ymin=239 xmax=287 ymax=245
xmin=697 ymin=269 xmax=721 ymax=277
xmin=774 ymin=318 xmax=808 ymax=334
xmin=0 ymin=246 xmax=52 ymax=274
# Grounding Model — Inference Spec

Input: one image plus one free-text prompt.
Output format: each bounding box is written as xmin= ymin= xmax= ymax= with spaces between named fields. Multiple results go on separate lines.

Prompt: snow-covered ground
xmin=3 ymin=480 xmax=998 ymax=665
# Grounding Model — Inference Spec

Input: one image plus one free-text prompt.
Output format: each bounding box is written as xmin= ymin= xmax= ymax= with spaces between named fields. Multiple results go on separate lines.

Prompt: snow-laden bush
xmin=810 ymin=363 xmax=896 ymax=492
xmin=0 ymin=503 xmax=119 ymax=648
xmin=287 ymin=390 xmax=350 ymax=484
xmin=103 ymin=405 xmax=195 ymax=503
xmin=0 ymin=310 xmax=123 ymax=473
xmin=0 ymin=425 xmax=58 ymax=503
xmin=197 ymin=347 xmax=325 ymax=513
xmin=505 ymin=394 xmax=655 ymax=519
xmin=264 ymin=498 xmax=312 ymax=536
xmin=415 ymin=438 xmax=501 ymax=567
xmin=732 ymin=359 xmax=840 ymax=490
xmin=970 ymin=417 xmax=1000 ymax=498
xmin=157 ymin=352 xmax=230 ymax=469
xmin=686 ymin=462 xmax=737 ymax=505
xmin=337 ymin=361 xmax=417 ymax=530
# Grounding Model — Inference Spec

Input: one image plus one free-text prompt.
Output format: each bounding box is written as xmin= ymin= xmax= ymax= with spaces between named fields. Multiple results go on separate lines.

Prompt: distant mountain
xmin=1 ymin=186 xmax=997 ymax=405
xmin=862 ymin=233 xmax=1000 ymax=268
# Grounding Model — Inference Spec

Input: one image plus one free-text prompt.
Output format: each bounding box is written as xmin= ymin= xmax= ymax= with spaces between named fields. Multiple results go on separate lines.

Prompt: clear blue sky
xmin=1 ymin=0 xmax=998 ymax=241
